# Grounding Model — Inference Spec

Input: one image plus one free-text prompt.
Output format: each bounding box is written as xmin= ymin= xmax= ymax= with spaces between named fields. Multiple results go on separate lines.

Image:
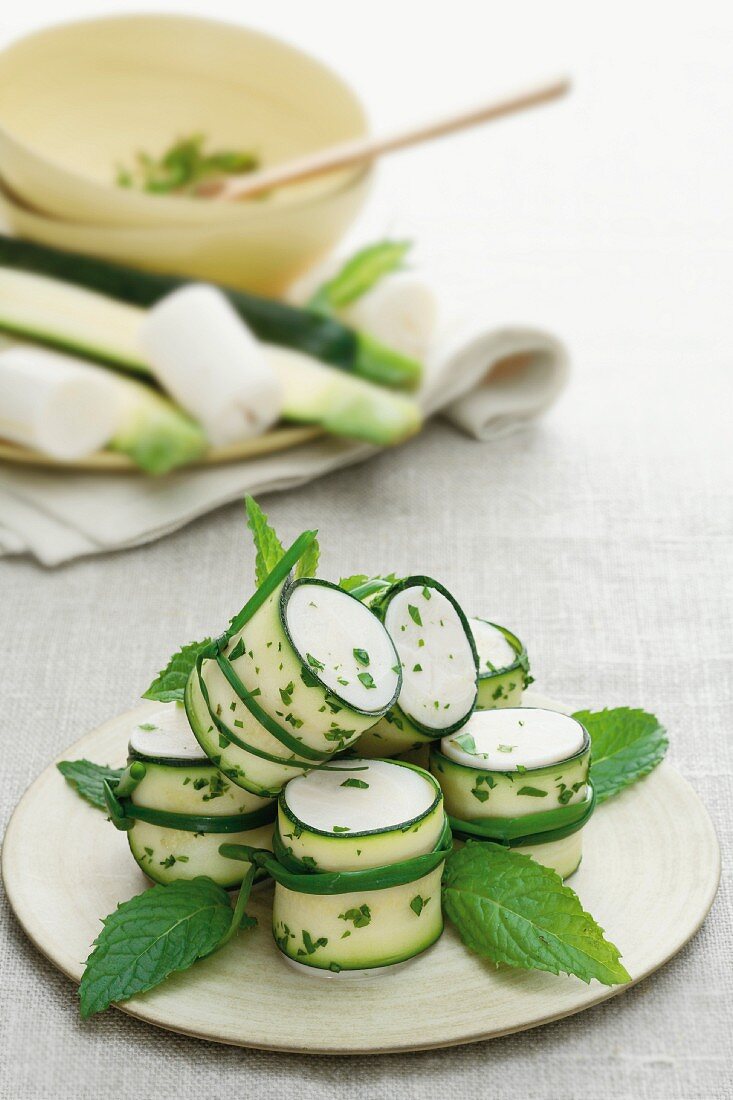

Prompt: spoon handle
xmin=204 ymin=76 xmax=570 ymax=201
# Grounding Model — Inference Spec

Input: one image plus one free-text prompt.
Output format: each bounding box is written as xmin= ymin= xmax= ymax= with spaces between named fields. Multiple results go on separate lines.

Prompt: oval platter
xmin=0 ymin=692 xmax=720 ymax=1054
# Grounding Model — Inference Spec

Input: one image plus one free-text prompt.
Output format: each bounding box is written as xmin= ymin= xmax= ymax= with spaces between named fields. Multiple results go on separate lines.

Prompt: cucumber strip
xmin=187 ymin=534 xmax=400 ymax=795
xmin=430 ymin=709 xmax=593 ymax=878
xmin=220 ymin=758 xmax=449 ymax=972
xmin=0 ymin=268 xmax=422 ymax=447
xmin=117 ymin=799 xmax=276 ymax=834
xmin=358 ymin=576 xmax=478 ymax=756
xmin=104 ymin=703 xmax=276 ymax=887
xmin=193 ymin=664 xmax=317 ymax=767
xmin=278 ymin=759 xmax=444 ymax=872
xmin=0 ymin=235 xmax=422 ymax=389
xmin=446 ymin=781 xmax=596 ymax=844
xmin=214 ymin=654 xmax=332 ymax=762
xmin=470 ymin=618 xmax=531 ymax=710
xmin=128 ymin=820 xmax=274 ymax=889
xmin=220 ymin=818 xmax=452 ymax=894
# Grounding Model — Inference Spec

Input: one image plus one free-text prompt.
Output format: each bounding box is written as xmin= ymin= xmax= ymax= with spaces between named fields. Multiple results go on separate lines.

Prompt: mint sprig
xmin=80 ymin=872 xmax=256 ymax=1018
xmin=338 ymin=572 xmax=399 ymax=601
xmin=143 ymin=638 xmax=212 ymax=704
xmin=443 ymin=842 xmax=630 ymax=986
xmin=245 ymin=495 xmax=319 ymax=584
xmin=295 ymin=537 xmax=320 ymax=580
xmin=245 ymin=495 xmax=285 ymax=586
xmin=57 ymin=760 xmax=124 ymax=811
xmin=575 ymin=707 xmax=668 ymax=804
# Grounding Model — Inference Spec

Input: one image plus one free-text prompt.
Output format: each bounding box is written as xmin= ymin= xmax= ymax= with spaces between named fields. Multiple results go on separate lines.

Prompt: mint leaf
xmin=295 ymin=535 xmax=320 ymax=580
xmin=407 ymin=604 xmax=422 ymax=626
xmin=574 ymin=707 xmax=668 ymax=804
xmin=245 ymin=495 xmax=285 ymax=586
xmin=338 ymin=573 xmax=399 ymax=601
xmin=442 ymin=842 xmax=630 ymax=986
xmin=308 ymin=240 xmax=411 ymax=312
xmin=143 ymin=639 xmax=212 ymax=703
xmin=339 ymin=574 xmax=368 ymax=592
xmin=80 ymin=875 xmax=255 ymax=1018
xmin=57 ymin=760 xmax=124 ymax=811
xmin=451 ymin=731 xmax=477 ymax=754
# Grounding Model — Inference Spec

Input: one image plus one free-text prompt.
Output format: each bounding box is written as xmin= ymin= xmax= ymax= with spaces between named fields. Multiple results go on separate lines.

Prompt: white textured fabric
xmin=1 ymin=1 xmax=732 ymax=1097
xmin=0 ymin=324 xmax=567 ymax=565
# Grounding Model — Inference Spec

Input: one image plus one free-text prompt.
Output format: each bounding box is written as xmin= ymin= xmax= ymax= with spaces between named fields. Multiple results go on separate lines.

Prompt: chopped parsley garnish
xmin=228 ymin=638 xmax=246 ymax=662
xmin=137 ymin=723 xmax=157 ymax=731
xmin=497 ymin=744 xmax=516 ymax=753
xmin=341 ymin=778 xmax=369 ymax=789
xmin=306 ymin=653 xmax=324 ymax=670
xmin=357 ymin=672 xmax=376 ymax=689
xmin=339 ymin=904 xmax=371 ymax=928
xmin=353 ymin=648 xmax=370 ymax=666
xmin=410 ymin=895 xmax=430 ymax=916
xmin=408 ymin=604 xmax=423 ymax=626
xmin=422 ymin=586 xmax=432 ymax=600
xmin=412 ymin=663 xmax=423 ymax=672
xmin=279 ymin=682 xmax=294 ymax=706
xmin=452 ymin=731 xmax=477 ymax=754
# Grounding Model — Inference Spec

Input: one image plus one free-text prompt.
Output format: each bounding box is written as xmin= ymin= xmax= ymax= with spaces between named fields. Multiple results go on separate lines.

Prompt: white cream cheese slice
xmin=283 ymin=758 xmax=436 ymax=834
xmin=285 ymin=582 xmax=400 ymax=713
xmin=442 ymin=708 xmax=585 ymax=771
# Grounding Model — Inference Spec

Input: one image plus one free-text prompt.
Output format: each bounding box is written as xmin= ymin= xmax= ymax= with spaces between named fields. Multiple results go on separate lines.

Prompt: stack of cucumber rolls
xmin=185 ymin=533 xmax=402 ymax=797
xmin=223 ymin=758 xmax=451 ymax=975
xmin=357 ymin=577 xmax=479 ymax=757
xmin=469 ymin=618 xmax=531 ymax=709
xmin=430 ymin=708 xmax=593 ymax=878
xmin=104 ymin=704 xmax=276 ymax=887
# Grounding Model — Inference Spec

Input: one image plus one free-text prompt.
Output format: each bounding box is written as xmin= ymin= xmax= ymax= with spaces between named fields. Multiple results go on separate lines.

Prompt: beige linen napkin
xmin=0 ymin=325 xmax=568 ymax=565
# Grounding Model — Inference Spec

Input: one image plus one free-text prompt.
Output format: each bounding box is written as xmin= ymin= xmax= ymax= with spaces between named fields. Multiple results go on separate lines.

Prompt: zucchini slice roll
xmin=470 ymin=618 xmax=531 ymax=709
xmin=106 ymin=705 xmax=276 ymax=887
xmin=186 ymin=536 xmax=401 ymax=797
xmin=269 ymin=758 xmax=449 ymax=973
xmin=357 ymin=577 xmax=478 ymax=757
xmin=430 ymin=708 xmax=593 ymax=878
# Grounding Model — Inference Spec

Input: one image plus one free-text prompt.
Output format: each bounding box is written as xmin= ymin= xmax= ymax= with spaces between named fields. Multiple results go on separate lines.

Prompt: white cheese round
xmin=441 ymin=708 xmax=585 ymax=771
xmin=285 ymin=583 xmax=400 ymax=713
xmin=128 ymin=704 xmax=208 ymax=761
xmin=283 ymin=759 xmax=436 ymax=834
xmin=385 ymin=584 xmax=476 ymax=730
xmin=470 ymin=618 xmax=517 ymax=673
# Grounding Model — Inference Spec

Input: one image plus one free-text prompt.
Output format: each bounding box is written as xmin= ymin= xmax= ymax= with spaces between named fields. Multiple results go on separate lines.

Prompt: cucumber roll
xmin=470 ymin=618 xmax=531 ymax=709
xmin=263 ymin=759 xmax=450 ymax=974
xmin=186 ymin=533 xmax=401 ymax=798
xmin=357 ymin=577 xmax=478 ymax=757
xmin=104 ymin=705 xmax=276 ymax=887
xmin=430 ymin=708 xmax=593 ymax=878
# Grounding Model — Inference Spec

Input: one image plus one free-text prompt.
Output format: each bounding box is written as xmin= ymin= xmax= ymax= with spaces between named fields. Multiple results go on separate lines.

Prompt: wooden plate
xmin=1 ymin=694 xmax=720 ymax=1054
xmin=0 ymin=426 xmax=323 ymax=473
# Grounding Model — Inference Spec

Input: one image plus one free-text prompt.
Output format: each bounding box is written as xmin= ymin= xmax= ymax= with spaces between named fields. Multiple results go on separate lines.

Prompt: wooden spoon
xmin=199 ymin=76 xmax=570 ymax=201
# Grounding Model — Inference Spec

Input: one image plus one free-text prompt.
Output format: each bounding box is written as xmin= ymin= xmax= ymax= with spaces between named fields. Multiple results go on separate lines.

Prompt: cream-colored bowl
xmin=0 ymin=15 xmax=371 ymax=290
xmin=0 ymin=171 xmax=369 ymax=295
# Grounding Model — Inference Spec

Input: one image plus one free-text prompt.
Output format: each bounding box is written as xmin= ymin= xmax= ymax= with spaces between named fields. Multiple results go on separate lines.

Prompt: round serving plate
xmin=1 ymin=693 xmax=720 ymax=1054
xmin=0 ymin=425 xmax=322 ymax=473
